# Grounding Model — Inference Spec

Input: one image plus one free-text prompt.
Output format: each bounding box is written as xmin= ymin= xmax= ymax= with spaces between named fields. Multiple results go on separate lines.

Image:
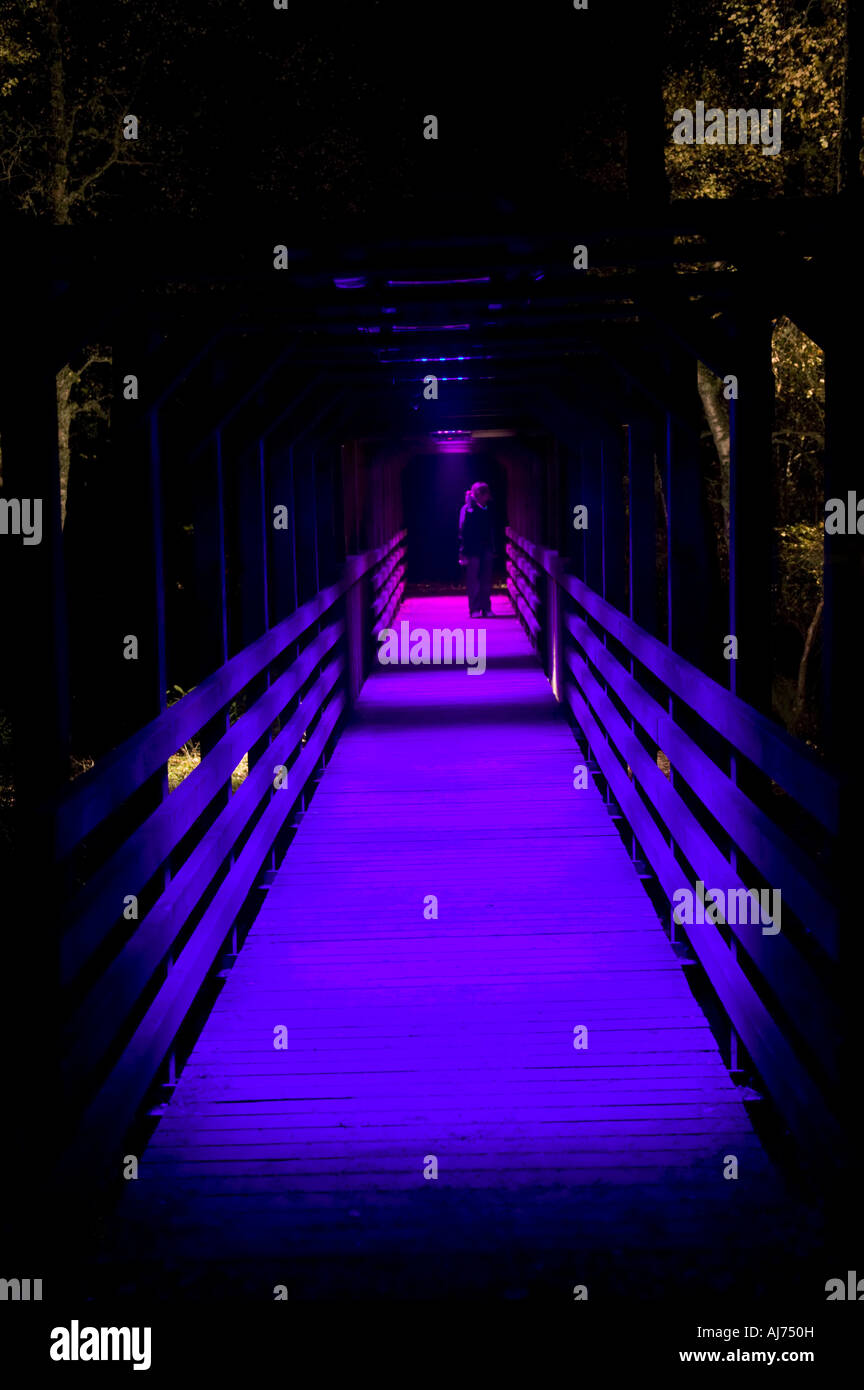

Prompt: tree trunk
xmin=794 ymin=598 xmax=824 ymax=734
xmin=696 ymin=358 xmax=731 ymax=544
xmin=653 ymin=453 xmax=668 ymax=529
xmin=56 ymin=364 xmax=74 ymax=529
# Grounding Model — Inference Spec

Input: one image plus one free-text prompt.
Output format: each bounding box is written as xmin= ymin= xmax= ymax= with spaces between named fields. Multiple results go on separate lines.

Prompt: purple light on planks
xmin=118 ymin=593 xmax=766 ymax=1282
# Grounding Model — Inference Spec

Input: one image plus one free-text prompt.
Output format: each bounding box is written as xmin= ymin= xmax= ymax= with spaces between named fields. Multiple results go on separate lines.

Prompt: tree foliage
xmin=665 ymin=0 xmax=845 ymax=196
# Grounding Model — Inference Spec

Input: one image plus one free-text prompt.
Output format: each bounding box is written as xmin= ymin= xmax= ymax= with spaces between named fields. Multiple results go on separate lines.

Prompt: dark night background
xmin=0 ymin=0 xmax=853 ymax=233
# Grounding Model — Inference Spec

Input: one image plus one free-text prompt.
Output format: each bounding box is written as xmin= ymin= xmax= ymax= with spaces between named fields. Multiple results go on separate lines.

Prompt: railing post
xmin=546 ymin=550 xmax=564 ymax=702
xmin=823 ymin=341 xmax=863 ymax=1195
xmin=665 ymin=411 xmax=713 ymax=671
xmin=230 ymin=428 xmax=271 ymax=775
xmin=600 ymin=426 xmax=628 ymax=614
xmin=2 ymin=290 xmax=69 ymax=1277
xmin=580 ymin=427 xmax=604 ymax=595
xmin=343 ymin=553 xmax=367 ymax=705
xmin=267 ymin=436 xmax=298 ymax=626
xmin=627 ymin=416 xmax=659 ymax=636
xmin=192 ymin=432 xmax=230 ymax=814
xmin=728 ymin=316 xmax=775 ymax=714
xmin=626 ymin=415 xmax=660 ymax=868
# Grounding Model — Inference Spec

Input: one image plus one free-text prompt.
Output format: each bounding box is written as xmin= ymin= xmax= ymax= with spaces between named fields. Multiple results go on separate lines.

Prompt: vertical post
xmin=665 ymin=411 xmax=711 ymax=670
xmin=314 ymin=443 xmax=339 ymax=590
xmin=108 ymin=327 xmax=168 ymax=751
xmin=232 ymin=430 xmax=270 ymax=774
xmin=149 ymin=408 xmax=168 ymax=725
xmin=343 ymin=553 xmax=367 ymax=706
xmin=822 ymin=341 xmax=862 ymax=1209
xmin=562 ymin=443 xmax=584 ymax=579
xmin=547 ymin=553 xmax=563 ymax=703
xmin=600 ymin=425 xmax=628 ymax=613
xmin=664 ymin=403 xmax=715 ymax=849
xmin=725 ymin=318 xmax=776 ymax=1062
xmin=193 ymin=433 xmax=229 ymax=687
xmin=3 ymin=359 xmax=70 ymax=816
xmin=1 ymin=310 xmax=68 ymax=1282
xmin=148 ymin=405 xmax=170 ymax=895
xmin=627 ymin=416 xmax=659 ymax=636
xmin=626 ymin=412 xmax=660 ymax=868
xmin=293 ymin=443 xmax=320 ymax=605
xmin=267 ymin=432 xmax=298 ymax=627
xmin=728 ymin=317 xmax=775 ymax=713
xmin=192 ymin=433 xmax=230 ymax=813
xmin=233 ymin=435 xmax=269 ymax=650
xmin=580 ymin=428 xmax=604 ymax=595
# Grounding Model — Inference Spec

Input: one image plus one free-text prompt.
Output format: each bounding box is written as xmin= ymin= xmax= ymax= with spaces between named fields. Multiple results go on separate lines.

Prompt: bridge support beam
xmin=665 ymin=411 xmax=715 ymax=673
xmin=627 ymin=415 xmax=660 ymax=637
xmin=192 ymin=434 xmax=230 ymax=739
xmin=95 ymin=331 xmax=169 ymax=755
xmin=1 ymin=300 xmax=67 ymax=1275
xmin=601 ymin=424 xmax=628 ymax=614
xmin=823 ymin=341 xmax=864 ymax=1222
xmin=728 ymin=317 xmax=775 ymax=714
xmin=267 ymin=435 xmax=298 ymax=628
xmin=293 ymin=444 xmax=320 ymax=606
xmin=580 ymin=427 xmax=604 ymax=595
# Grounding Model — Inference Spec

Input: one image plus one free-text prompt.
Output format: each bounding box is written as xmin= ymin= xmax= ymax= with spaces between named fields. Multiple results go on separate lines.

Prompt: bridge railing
xmin=56 ymin=529 xmax=406 ymax=1182
xmin=370 ymin=534 xmax=407 ymax=636
xmin=506 ymin=526 xmax=840 ymax=1160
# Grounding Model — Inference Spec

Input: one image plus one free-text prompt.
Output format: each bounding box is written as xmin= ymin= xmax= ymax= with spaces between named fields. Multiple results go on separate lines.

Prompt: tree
xmin=664 ymin=0 xmax=844 ymax=746
xmin=0 ymin=0 xmax=242 ymax=221
xmin=56 ymin=349 xmax=111 ymax=529
xmin=0 ymin=0 xmax=151 ymax=220
xmin=665 ymin=0 xmax=846 ymax=199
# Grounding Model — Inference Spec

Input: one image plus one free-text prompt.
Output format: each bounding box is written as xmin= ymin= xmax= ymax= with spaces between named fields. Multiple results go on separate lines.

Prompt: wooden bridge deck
xmin=108 ymin=595 xmax=797 ymax=1299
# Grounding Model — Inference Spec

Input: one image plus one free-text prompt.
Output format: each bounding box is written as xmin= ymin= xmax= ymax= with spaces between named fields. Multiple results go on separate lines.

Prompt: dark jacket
xmin=458 ymin=500 xmax=494 ymax=558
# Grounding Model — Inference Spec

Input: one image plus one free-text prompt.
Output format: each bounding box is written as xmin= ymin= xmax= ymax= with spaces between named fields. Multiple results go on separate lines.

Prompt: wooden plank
xmin=371 ymin=562 xmax=406 ymax=619
xmin=370 ymin=542 xmax=407 ymax=595
xmin=108 ymin=595 xmax=788 ymax=1268
xmin=506 ymin=576 xmax=541 ymax=638
xmin=506 ymin=560 xmax=541 ymax=613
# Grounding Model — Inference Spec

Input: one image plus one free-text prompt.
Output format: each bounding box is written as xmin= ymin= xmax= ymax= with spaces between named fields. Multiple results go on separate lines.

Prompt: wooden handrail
xmin=506 ymin=524 xmax=841 ymax=1158
xmin=63 ymin=656 xmax=346 ymax=1086
xmin=507 ymin=527 xmax=838 ymax=832
xmin=564 ymin=608 xmax=837 ymax=958
xmin=61 ymin=621 xmax=344 ymax=984
xmin=55 ymin=533 xmax=404 ymax=859
xmin=59 ymin=530 xmax=406 ymax=1185
xmin=563 ymin=644 xmax=838 ymax=1072
xmin=564 ymin=673 xmax=842 ymax=1155
xmin=63 ymin=690 xmax=347 ymax=1184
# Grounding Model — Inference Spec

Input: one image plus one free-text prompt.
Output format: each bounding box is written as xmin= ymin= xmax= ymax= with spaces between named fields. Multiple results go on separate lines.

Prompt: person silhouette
xmin=458 ymin=481 xmax=494 ymax=617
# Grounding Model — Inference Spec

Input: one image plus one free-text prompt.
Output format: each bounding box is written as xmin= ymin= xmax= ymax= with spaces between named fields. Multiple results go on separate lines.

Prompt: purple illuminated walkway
xmin=111 ymin=594 xmax=794 ymax=1298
